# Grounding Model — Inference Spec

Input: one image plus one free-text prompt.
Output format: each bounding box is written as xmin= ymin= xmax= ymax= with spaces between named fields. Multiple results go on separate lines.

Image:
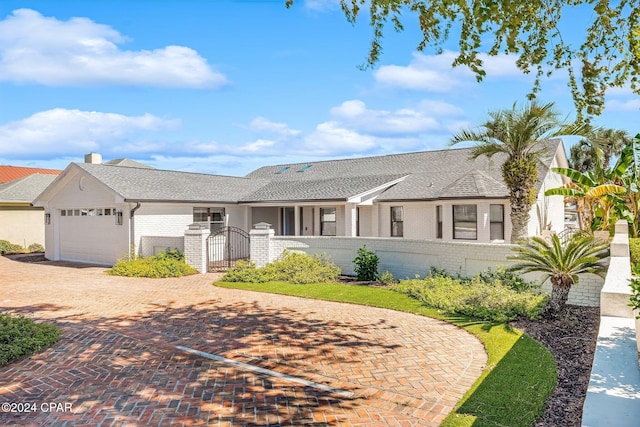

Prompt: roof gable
xmin=71 ymin=163 xmax=267 ymax=203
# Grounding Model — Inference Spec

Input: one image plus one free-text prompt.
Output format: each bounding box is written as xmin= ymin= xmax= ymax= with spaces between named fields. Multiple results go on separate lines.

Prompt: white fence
xmin=251 ymin=234 xmax=605 ymax=307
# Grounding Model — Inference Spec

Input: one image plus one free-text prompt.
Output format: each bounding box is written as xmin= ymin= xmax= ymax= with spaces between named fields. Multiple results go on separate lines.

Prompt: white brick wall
xmin=252 ymin=235 xmax=605 ymax=307
xmin=139 ymin=236 xmax=184 ymax=258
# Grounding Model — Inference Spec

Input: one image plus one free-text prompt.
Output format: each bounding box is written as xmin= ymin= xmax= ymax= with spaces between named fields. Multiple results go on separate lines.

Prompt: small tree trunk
xmin=548 ymin=277 xmax=573 ymax=317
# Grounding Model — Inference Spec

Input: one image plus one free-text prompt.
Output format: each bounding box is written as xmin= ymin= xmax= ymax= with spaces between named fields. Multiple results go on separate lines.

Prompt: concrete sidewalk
xmin=582 ymin=316 xmax=640 ymax=427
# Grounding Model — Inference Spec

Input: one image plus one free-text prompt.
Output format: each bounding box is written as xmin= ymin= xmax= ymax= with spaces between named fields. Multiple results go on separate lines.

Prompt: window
xmin=193 ymin=207 xmax=225 ymax=232
xmin=60 ymin=210 xmax=66 ymax=217
xmin=436 ymin=205 xmax=443 ymax=239
xmin=453 ymin=205 xmax=477 ymax=240
xmin=320 ymin=207 xmax=336 ymax=236
xmin=391 ymin=206 xmax=403 ymax=237
xmin=104 ymin=208 xmax=112 ymax=216
xmin=490 ymin=204 xmax=505 ymax=240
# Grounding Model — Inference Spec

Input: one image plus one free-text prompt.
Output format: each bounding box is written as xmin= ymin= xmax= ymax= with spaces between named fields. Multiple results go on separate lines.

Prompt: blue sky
xmin=1 ymin=1 xmax=638 ymax=176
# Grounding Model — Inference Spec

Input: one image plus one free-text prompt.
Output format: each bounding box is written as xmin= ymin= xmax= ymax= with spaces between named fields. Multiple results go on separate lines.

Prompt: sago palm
xmin=451 ymin=101 xmax=574 ymax=241
xmin=509 ymin=234 xmax=609 ymax=317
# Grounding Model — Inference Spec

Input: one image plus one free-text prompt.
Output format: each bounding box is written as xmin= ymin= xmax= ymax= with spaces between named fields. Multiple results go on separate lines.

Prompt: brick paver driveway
xmin=0 ymin=255 xmax=486 ymax=426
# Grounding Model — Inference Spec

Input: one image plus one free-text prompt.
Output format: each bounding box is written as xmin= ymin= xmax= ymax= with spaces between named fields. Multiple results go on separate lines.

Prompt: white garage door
xmin=58 ymin=208 xmax=124 ymax=265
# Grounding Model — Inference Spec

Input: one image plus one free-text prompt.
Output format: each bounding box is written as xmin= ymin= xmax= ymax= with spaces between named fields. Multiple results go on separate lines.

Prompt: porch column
xmin=345 ymin=203 xmax=358 ymax=237
xmin=371 ymin=204 xmax=380 ymax=237
xmin=294 ymin=204 xmax=301 ymax=236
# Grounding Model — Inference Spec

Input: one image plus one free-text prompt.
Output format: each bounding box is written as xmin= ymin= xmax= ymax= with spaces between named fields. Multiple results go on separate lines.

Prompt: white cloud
xmin=0 ymin=108 xmax=179 ymax=157
xmin=0 ymin=9 xmax=227 ymax=88
xmin=607 ymin=99 xmax=640 ymax=111
xmin=248 ymin=117 xmax=301 ymax=137
xmin=329 ymin=99 xmax=459 ymax=135
xmin=375 ymin=51 xmax=525 ymax=92
xmin=304 ymin=121 xmax=377 ymax=155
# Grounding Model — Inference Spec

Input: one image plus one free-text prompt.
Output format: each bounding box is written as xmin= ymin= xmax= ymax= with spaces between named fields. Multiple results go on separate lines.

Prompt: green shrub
xmin=108 ymin=250 xmax=197 ymax=278
xmin=392 ymin=276 xmax=548 ymax=323
xmin=222 ymin=260 xmax=265 ymax=283
xmin=0 ymin=240 xmax=23 ymax=255
xmin=155 ymin=247 xmax=184 ymax=261
xmin=630 ymin=238 xmax=640 ymax=266
xmin=476 ymin=267 xmax=540 ymax=292
xmin=353 ymin=245 xmax=379 ymax=281
xmin=0 ymin=313 xmax=60 ymax=366
xmin=222 ymin=251 xmax=341 ymax=284
xmin=630 ymin=277 xmax=640 ymax=318
xmin=263 ymin=251 xmax=341 ymax=284
xmin=378 ymin=270 xmax=397 ymax=286
xmin=27 ymin=243 xmax=45 ymax=253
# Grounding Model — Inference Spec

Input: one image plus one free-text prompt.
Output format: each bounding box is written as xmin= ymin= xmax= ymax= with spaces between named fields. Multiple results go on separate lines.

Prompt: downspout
xmin=129 ymin=202 xmax=141 ymax=256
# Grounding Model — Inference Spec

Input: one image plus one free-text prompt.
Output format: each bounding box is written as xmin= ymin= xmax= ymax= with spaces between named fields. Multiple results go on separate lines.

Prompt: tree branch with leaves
xmin=286 ymin=0 xmax=640 ymax=120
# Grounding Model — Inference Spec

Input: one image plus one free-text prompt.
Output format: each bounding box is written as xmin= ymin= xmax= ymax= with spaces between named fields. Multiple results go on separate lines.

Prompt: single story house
xmin=33 ymin=141 xmax=569 ymax=266
xmin=0 ymin=166 xmax=60 ymax=247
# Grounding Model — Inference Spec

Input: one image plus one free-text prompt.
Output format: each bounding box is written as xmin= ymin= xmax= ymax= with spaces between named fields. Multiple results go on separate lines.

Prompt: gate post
xmin=184 ymin=223 xmax=209 ymax=273
xmin=250 ymin=222 xmax=274 ymax=268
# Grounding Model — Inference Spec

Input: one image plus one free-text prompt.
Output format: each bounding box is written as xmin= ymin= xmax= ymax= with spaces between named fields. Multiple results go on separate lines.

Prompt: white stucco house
xmin=32 ymin=141 xmax=569 ymax=266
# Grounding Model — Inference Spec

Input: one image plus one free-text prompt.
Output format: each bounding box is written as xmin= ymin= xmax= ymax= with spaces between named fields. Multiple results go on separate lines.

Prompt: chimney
xmin=84 ymin=153 xmax=102 ymax=164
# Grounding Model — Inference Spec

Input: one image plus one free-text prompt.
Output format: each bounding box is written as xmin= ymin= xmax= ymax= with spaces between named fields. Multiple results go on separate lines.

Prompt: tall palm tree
xmin=569 ymin=127 xmax=631 ymax=172
xmin=509 ymin=234 xmax=609 ymax=317
xmin=451 ymin=101 xmax=571 ymax=241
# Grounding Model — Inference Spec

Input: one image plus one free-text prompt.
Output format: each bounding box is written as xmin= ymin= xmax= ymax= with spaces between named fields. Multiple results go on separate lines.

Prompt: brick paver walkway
xmin=0 ymin=255 xmax=487 ymax=426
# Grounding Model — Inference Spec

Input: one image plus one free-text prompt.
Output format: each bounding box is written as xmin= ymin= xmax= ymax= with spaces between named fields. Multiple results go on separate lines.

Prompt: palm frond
xmin=551 ymin=168 xmax=597 ymax=187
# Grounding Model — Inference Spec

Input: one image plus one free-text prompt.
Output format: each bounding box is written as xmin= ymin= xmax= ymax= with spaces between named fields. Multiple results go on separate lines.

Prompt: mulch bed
xmin=4 ymin=253 xmax=47 ymax=263
xmin=512 ymin=305 xmax=600 ymax=427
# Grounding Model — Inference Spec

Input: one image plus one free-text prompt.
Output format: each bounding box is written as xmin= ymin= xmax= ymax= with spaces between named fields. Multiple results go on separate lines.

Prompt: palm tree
xmin=569 ymin=127 xmax=630 ymax=173
xmin=509 ymin=234 xmax=609 ymax=317
xmin=451 ymin=101 xmax=572 ymax=241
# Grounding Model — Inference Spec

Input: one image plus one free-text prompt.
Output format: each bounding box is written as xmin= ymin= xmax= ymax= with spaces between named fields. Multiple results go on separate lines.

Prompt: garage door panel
xmin=59 ymin=214 xmax=125 ymax=265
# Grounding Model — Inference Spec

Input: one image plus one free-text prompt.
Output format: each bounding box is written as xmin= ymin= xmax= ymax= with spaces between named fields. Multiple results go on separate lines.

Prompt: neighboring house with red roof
xmin=0 ymin=166 xmax=61 ymax=248
xmin=0 ymin=166 xmax=60 ymax=183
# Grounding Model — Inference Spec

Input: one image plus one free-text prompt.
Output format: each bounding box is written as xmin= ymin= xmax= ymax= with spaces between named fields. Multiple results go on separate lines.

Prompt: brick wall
xmin=255 ymin=235 xmax=605 ymax=307
xmin=139 ymin=236 xmax=185 ymax=258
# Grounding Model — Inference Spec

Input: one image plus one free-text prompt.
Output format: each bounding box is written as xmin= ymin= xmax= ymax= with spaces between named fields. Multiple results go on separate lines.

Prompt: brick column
xmin=250 ymin=222 xmax=274 ymax=268
xmin=184 ymin=223 xmax=209 ymax=274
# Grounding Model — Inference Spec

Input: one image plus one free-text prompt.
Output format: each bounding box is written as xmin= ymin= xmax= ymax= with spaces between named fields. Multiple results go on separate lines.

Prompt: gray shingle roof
xmin=241 ymin=174 xmax=406 ymax=202
xmin=104 ymin=158 xmax=156 ymax=169
xmin=245 ymin=141 xmax=560 ymax=202
xmin=75 ymin=163 xmax=267 ymax=203
xmin=0 ymin=174 xmax=57 ymax=203
xmin=43 ymin=141 xmax=561 ymax=204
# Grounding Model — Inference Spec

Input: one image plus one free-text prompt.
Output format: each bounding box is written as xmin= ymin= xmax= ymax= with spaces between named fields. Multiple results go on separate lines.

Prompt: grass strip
xmin=215 ymin=281 xmax=556 ymax=427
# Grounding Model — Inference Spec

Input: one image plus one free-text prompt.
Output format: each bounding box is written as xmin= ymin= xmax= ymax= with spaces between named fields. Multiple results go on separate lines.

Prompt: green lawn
xmin=215 ymin=281 xmax=556 ymax=427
